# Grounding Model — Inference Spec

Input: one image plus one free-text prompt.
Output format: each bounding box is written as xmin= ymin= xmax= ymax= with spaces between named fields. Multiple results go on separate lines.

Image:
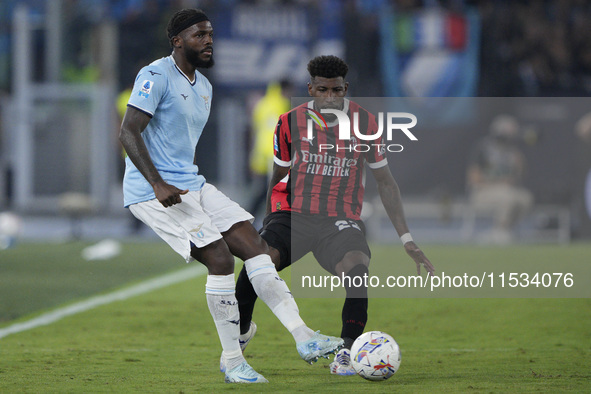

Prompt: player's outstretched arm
xmin=371 ymin=165 xmax=435 ymax=276
xmin=119 ymin=107 xmax=188 ymax=207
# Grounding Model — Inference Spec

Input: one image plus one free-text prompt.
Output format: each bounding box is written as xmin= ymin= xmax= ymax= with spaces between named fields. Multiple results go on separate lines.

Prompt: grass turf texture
xmin=0 ymin=242 xmax=589 ymax=392
xmin=0 ymin=241 xmax=179 ymax=322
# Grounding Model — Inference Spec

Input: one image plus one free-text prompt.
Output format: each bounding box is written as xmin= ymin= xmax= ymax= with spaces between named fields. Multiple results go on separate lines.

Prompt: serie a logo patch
xmin=139 ymin=80 xmax=154 ymax=98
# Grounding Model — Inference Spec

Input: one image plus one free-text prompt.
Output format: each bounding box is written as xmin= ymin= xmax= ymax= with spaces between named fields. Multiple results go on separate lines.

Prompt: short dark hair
xmin=166 ymin=8 xmax=208 ymax=45
xmin=307 ymin=55 xmax=348 ymax=80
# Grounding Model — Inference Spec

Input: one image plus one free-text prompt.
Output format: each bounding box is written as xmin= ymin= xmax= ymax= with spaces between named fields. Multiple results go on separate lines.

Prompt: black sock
xmin=236 ymin=264 xmax=258 ymax=335
xmin=341 ymin=264 xmax=368 ymax=347
xmin=343 ymin=336 xmax=356 ymax=350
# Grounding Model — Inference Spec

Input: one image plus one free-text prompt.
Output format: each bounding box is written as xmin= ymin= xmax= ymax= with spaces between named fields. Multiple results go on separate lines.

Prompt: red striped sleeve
xmin=273 ymin=114 xmax=291 ymax=167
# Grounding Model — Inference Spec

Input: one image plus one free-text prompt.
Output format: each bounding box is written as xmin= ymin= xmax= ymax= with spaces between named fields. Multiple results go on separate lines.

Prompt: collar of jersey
xmin=170 ymin=55 xmax=196 ymax=85
xmin=307 ymin=99 xmax=349 ymax=128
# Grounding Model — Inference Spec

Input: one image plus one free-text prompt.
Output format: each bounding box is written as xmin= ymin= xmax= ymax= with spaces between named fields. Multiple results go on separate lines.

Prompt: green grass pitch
xmin=0 ymin=242 xmax=589 ymax=392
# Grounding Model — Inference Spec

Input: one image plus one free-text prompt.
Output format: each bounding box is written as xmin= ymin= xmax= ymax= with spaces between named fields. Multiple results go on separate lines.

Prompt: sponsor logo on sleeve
xmin=138 ymin=80 xmax=154 ymax=98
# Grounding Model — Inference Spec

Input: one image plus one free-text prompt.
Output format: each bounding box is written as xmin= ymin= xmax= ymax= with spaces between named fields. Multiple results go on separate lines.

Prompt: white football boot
xmin=329 ymin=348 xmax=356 ymax=376
xmin=220 ymin=321 xmax=257 ymax=372
xmin=296 ymin=331 xmax=344 ymax=364
xmin=224 ymin=361 xmax=268 ymax=383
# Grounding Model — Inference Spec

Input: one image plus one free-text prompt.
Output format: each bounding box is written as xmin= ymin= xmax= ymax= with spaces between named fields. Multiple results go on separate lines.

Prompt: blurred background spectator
xmin=247 ymin=79 xmax=293 ymax=225
xmin=574 ymin=111 xmax=591 ymax=238
xmin=465 ymin=115 xmax=533 ymax=244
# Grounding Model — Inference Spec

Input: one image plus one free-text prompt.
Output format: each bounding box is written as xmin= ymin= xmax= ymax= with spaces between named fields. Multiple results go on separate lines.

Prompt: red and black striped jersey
xmin=271 ymin=99 xmax=388 ymax=220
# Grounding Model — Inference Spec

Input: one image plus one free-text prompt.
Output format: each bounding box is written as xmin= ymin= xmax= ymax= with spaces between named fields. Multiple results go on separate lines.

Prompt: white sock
xmin=205 ymin=274 xmax=244 ymax=371
xmin=244 ymin=254 xmax=314 ymax=342
xmin=291 ymin=325 xmax=316 ymax=343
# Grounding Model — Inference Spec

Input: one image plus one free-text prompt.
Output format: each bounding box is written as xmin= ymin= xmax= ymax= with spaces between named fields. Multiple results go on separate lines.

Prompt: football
xmin=350 ymin=331 xmax=401 ymax=381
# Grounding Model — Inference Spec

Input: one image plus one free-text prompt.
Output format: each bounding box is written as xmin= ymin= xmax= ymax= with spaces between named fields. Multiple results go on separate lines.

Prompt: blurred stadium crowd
xmin=477 ymin=0 xmax=591 ymax=96
xmin=0 ymin=0 xmax=590 ymax=96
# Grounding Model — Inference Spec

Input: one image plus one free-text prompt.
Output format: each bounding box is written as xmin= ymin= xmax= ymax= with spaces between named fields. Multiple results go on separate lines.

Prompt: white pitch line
xmin=0 ymin=264 xmax=208 ymax=340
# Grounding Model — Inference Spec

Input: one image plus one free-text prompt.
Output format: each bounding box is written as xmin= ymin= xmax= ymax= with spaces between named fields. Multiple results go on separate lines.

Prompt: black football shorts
xmin=259 ymin=211 xmax=371 ymax=275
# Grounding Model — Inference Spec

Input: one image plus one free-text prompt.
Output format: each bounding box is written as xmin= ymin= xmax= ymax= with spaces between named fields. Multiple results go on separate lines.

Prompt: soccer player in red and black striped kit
xmin=235 ymin=55 xmax=435 ymax=375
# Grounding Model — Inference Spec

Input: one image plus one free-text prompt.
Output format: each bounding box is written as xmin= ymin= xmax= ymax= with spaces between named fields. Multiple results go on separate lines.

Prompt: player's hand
xmin=404 ymin=242 xmax=435 ymax=276
xmin=153 ymin=181 xmax=188 ymax=207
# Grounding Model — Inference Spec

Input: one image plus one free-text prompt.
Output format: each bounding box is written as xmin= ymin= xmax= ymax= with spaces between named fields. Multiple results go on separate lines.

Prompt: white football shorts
xmin=129 ymin=183 xmax=253 ymax=263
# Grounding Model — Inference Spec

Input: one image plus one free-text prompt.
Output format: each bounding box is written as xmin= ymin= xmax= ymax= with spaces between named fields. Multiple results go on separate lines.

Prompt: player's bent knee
xmin=202 ymin=256 xmax=234 ymax=275
xmin=223 ymin=221 xmax=269 ymax=260
xmin=191 ymin=239 xmax=235 ymax=275
xmin=337 ymin=251 xmax=370 ymax=276
xmin=267 ymin=246 xmax=282 ymax=269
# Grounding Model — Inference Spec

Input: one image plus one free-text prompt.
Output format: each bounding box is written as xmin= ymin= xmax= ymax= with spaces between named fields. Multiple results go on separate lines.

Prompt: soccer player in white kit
xmin=118 ymin=8 xmax=343 ymax=384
